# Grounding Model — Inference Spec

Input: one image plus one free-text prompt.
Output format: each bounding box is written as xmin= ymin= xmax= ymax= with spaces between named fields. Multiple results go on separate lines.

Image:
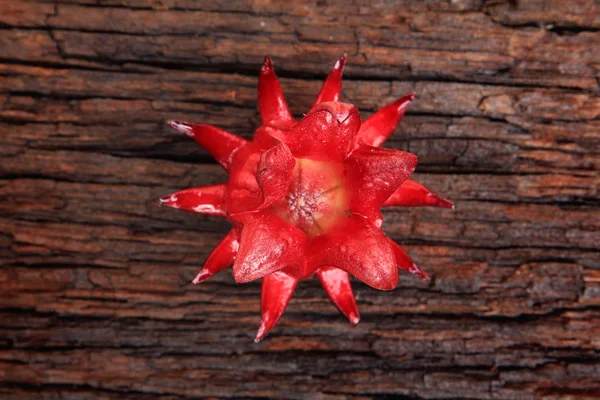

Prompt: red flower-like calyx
xmin=160 ymin=56 xmax=453 ymax=341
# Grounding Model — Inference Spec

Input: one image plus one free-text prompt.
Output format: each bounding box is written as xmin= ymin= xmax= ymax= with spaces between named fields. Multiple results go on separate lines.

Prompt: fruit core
xmin=269 ymin=158 xmax=348 ymax=238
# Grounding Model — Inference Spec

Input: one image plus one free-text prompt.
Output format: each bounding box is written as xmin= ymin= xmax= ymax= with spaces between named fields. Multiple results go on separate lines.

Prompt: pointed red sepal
xmin=258 ymin=56 xmax=296 ymax=129
xmin=316 ymin=266 xmax=360 ymax=325
xmin=283 ymin=102 xmax=360 ymax=161
xmin=255 ymin=270 xmax=298 ymax=342
xmin=312 ymin=55 xmax=346 ymax=107
xmin=168 ymin=121 xmax=246 ymax=171
xmin=226 ymin=135 xmax=295 ymax=216
xmin=308 ymin=215 xmax=397 ymax=290
xmin=159 ymin=184 xmax=226 ymax=216
xmin=383 ymin=179 xmax=454 ymax=209
xmin=357 ymin=93 xmax=414 ymax=147
xmin=344 ymin=144 xmax=418 ymax=219
xmin=233 ymin=212 xmax=307 ymax=283
xmin=192 ymin=229 xmax=239 ymax=284
xmin=225 ymin=142 xmax=266 ymax=215
xmin=387 ymin=238 xmax=430 ymax=281
xmin=256 ymin=143 xmax=296 ymax=209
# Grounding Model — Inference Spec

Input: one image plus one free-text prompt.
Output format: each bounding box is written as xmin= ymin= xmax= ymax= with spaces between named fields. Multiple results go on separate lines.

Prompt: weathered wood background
xmin=1 ymin=0 xmax=599 ymax=398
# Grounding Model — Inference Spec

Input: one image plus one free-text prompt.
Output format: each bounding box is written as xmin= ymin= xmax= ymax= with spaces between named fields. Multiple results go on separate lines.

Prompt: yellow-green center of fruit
xmin=269 ymin=158 xmax=348 ymax=238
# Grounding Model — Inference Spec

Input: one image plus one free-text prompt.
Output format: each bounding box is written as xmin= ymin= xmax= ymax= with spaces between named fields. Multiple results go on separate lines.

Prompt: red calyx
xmin=160 ymin=55 xmax=454 ymax=341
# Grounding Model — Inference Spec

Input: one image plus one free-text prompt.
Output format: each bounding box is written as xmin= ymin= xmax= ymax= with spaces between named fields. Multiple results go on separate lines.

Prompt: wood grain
xmin=1 ymin=0 xmax=599 ymax=398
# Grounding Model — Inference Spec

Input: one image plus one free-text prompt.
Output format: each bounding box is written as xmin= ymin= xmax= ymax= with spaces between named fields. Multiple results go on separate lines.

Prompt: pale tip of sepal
xmin=334 ymin=54 xmax=347 ymax=70
xmin=157 ymin=195 xmax=169 ymax=205
xmin=413 ymin=263 xmax=431 ymax=281
xmin=262 ymin=55 xmax=273 ymax=72
xmin=395 ymin=93 xmax=415 ymax=113
xmin=192 ymin=269 xmax=211 ymax=285
xmin=254 ymin=322 xmax=268 ymax=343
xmin=158 ymin=194 xmax=179 ymax=209
xmin=168 ymin=120 xmax=194 ymax=137
xmin=432 ymin=195 xmax=455 ymax=210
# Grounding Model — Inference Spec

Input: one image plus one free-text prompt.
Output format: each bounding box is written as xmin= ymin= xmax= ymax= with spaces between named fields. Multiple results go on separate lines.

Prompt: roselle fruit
xmin=160 ymin=56 xmax=453 ymax=341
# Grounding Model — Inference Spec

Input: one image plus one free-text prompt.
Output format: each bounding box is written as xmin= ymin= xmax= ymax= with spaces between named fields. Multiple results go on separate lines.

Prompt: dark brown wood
xmin=1 ymin=0 xmax=599 ymax=398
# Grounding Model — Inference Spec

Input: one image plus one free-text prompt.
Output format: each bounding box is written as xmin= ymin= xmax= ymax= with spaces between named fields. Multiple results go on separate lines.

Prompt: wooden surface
xmin=1 ymin=0 xmax=599 ymax=398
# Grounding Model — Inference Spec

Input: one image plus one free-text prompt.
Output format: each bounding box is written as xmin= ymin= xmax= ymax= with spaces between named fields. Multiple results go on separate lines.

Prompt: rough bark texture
xmin=1 ymin=0 xmax=599 ymax=398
